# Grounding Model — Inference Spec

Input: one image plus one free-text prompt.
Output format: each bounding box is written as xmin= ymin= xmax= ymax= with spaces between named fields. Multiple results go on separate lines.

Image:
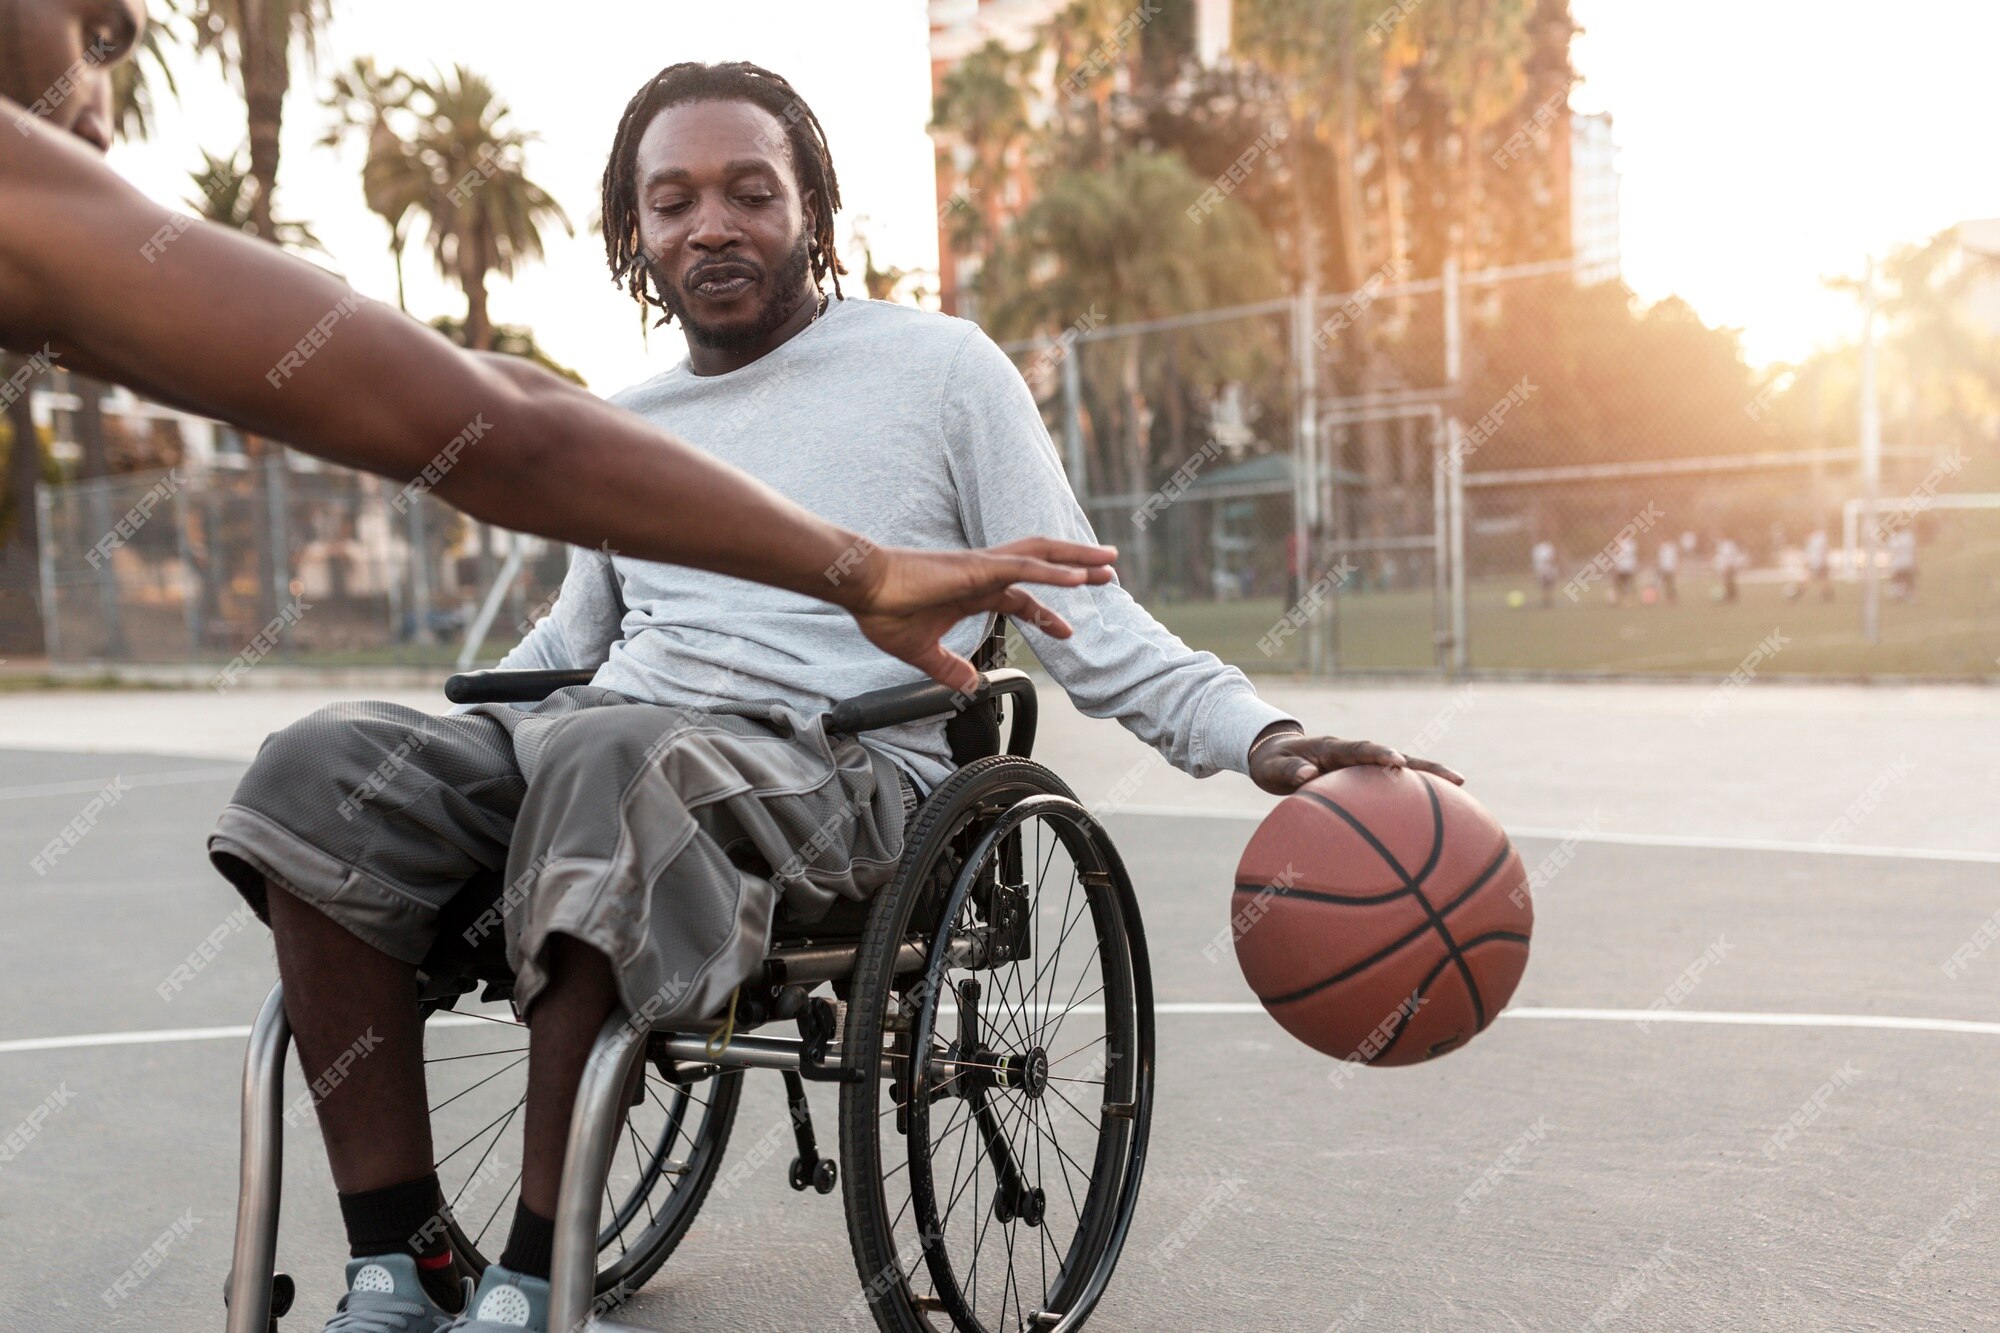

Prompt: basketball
xmin=1232 ymin=767 xmax=1532 ymax=1066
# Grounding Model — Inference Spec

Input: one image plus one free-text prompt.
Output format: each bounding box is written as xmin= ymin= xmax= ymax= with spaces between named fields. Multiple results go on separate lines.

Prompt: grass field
xmin=1151 ymin=546 xmax=2000 ymax=677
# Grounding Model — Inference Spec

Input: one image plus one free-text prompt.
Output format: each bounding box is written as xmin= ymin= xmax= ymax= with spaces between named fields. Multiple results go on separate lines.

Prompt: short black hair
xmin=601 ymin=61 xmax=846 ymax=326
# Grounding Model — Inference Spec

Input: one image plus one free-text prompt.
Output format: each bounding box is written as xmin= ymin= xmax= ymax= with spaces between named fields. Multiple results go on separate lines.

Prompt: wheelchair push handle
xmin=826 ymin=666 xmax=1037 ymax=748
xmin=444 ymin=667 xmax=599 ymax=704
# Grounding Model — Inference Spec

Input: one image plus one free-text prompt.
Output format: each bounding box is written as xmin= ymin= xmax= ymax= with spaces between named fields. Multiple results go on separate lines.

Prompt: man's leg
xmin=209 ymin=700 xmax=526 ymax=1315
xmin=499 ymin=933 xmax=621 ymax=1283
xmin=266 ymin=885 xmax=433 ymax=1190
xmin=480 ymin=698 xmax=909 ymax=1307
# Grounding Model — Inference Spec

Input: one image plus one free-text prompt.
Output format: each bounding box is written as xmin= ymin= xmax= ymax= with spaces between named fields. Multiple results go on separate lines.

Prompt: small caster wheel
xmin=813 ymin=1158 xmax=838 ymax=1194
xmin=222 ymin=1271 xmax=294 ymax=1327
xmin=789 ymin=1156 xmax=813 ymax=1192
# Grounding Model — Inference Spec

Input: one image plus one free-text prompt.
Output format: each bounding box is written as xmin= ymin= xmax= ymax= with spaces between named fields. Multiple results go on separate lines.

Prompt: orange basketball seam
xmin=1297 ymin=775 xmax=1489 ymax=1034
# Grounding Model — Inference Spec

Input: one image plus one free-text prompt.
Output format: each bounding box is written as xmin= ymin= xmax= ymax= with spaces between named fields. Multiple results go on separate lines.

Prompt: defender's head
xmin=601 ymin=61 xmax=846 ymax=354
xmin=1 ymin=0 xmax=144 ymax=152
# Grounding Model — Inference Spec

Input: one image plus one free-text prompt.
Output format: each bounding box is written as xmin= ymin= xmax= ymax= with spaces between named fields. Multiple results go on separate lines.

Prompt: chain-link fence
xmin=37 ymin=456 xmax=569 ymax=669
xmin=34 ymin=258 xmax=1995 ymax=679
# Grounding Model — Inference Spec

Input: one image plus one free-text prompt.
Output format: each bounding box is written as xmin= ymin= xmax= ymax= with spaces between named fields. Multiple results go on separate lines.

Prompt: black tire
xmin=419 ymin=1003 xmax=742 ymax=1298
xmin=839 ymin=755 xmax=1154 ymax=1333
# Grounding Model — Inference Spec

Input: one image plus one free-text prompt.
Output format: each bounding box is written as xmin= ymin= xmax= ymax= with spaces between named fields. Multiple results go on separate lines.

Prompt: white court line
xmin=1106 ymin=804 xmax=2000 ymax=865
xmin=10 ymin=1005 xmax=2000 ymax=1057
xmin=0 ymin=765 xmax=243 ymax=802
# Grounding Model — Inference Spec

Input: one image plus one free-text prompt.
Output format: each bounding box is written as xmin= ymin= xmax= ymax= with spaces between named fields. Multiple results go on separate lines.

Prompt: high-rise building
xmin=928 ymin=0 xmax=1234 ymax=317
xmin=1568 ymin=110 xmax=1621 ymax=285
xmin=928 ymin=0 xmax=1068 ymax=318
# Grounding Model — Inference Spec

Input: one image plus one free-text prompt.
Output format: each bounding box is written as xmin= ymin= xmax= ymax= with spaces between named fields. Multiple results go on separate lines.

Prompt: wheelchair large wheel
xmin=419 ymin=1002 xmax=743 ymax=1297
xmin=839 ymin=755 xmax=1155 ymax=1333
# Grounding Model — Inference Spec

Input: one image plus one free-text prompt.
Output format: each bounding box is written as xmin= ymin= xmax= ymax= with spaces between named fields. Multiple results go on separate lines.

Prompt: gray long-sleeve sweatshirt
xmin=485 ymin=295 xmax=1297 ymax=793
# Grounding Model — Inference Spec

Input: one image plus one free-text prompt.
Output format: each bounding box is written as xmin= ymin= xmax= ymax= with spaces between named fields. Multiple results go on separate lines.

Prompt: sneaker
xmin=443 ymin=1262 xmax=550 ymax=1331
xmin=324 ymin=1254 xmax=470 ymax=1332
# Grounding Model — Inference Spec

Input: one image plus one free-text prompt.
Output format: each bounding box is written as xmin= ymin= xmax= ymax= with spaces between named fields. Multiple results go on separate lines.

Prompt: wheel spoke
xmin=425 ymin=1046 xmax=528 ymax=1065
xmin=430 ymin=1052 xmax=529 ymax=1115
xmin=436 ymin=1096 xmax=526 ymax=1171
xmin=448 ymin=1088 xmax=520 ymax=1216
xmin=473 ymin=1165 xmax=524 ymax=1248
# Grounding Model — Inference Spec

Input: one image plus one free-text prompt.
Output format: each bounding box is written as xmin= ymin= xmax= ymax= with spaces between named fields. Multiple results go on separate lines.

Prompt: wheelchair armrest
xmin=444 ymin=667 xmax=599 ymax=705
xmin=825 ymin=666 xmax=1037 ymax=756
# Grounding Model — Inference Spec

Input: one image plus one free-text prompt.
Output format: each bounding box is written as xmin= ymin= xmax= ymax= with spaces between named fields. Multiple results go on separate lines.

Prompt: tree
xmin=400 ymin=66 xmax=571 ymax=352
xmin=186 ymin=147 xmax=326 ymax=253
xmin=0 ymin=370 xmax=57 ymax=655
xmin=323 ymin=58 xmax=427 ymax=311
xmin=190 ymin=0 xmax=332 ymax=244
xmin=980 ymin=151 xmax=1283 ymax=596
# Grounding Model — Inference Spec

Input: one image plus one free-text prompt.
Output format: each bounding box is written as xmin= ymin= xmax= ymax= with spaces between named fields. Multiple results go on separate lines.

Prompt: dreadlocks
xmin=601 ymin=61 xmax=846 ymax=327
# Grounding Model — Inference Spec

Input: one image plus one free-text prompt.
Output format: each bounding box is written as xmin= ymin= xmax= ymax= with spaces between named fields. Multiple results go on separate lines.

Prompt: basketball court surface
xmin=4 ymin=678 xmax=1996 ymax=1331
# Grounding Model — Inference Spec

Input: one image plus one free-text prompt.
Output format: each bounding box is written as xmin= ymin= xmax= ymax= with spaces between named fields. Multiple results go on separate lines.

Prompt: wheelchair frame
xmin=225 ymin=636 xmax=1154 ymax=1333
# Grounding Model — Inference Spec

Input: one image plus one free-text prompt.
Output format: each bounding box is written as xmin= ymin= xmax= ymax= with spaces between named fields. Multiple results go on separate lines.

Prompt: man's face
xmin=631 ymin=98 xmax=818 ymax=353
xmin=1 ymin=0 xmax=143 ymax=153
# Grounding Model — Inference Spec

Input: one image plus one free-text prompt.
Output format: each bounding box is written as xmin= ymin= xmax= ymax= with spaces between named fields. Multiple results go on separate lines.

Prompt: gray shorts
xmin=208 ymin=686 xmax=912 ymax=1023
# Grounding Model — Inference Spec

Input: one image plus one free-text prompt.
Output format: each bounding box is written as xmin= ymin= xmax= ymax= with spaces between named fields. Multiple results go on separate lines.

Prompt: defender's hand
xmin=847 ymin=539 xmax=1117 ymax=692
xmin=1249 ymin=726 xmax=1466 ymax=796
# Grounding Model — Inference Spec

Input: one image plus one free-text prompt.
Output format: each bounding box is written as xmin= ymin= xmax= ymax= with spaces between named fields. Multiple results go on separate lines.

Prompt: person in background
xmin=1888 ymin=527 xmax=1918 ymax=601
xmin=1714 ymin=536 xmax=1744 ymax=603
xmin=1656 ymin=537 xmax=1679 ymax=603
xmin=1804 ymin=527 xmax=1833 ymax=601
xmin=1612 ymin=535 xmax=1639 ymax=604
xmin=1532 ymin=537 xmax=1558 ymax=608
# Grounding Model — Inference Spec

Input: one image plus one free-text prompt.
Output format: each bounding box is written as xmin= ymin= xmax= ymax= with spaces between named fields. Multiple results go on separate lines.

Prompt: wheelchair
xmin=224 ymin=625 xmax=1156 ymax=1333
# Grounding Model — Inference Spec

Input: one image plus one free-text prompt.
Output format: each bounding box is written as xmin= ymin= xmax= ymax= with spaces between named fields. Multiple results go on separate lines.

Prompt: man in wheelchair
xmin=207 ymin=60 xmax=1459 ymax=1333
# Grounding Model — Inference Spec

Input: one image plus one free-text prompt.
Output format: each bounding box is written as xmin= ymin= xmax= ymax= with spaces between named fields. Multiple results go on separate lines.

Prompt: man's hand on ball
xmin=1248 ymin=725 xmax=1466 ymax=796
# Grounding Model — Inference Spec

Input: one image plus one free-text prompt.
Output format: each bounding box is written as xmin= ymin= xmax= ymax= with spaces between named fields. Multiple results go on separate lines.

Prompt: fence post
xmin=1442 ymin=257 xmax=1468 ymax=677
xmin=1859 ymin=255 xmax=1882 ymax=645
xmin=264 ymin=450 xmax=291 ymax=633
xmin=175 ymin=486 xmax=201 ymax=658
xmin=1291 ymin=281 xmax=1321 ymax=674
xmin=1431 ymin=411 xmax=1450 ymax=672
xmin=1060 ymin=345 xmax=1088 ymax=505
xmin=84 ymin=477 xmax=127 ymax=658
xmin=35 ymin=483 xmax=59 ymax=661
xmin=407 ymin=496 xmax=434 ymax=647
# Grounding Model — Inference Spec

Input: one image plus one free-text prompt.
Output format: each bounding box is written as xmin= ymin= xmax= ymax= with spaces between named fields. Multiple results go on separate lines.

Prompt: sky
xmin=104 ymin=0 xmax=2000 ymax=389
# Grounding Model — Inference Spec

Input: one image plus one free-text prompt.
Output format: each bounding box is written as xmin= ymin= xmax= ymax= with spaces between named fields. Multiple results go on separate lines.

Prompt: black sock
xmin=338 ymin=1173 xmax=462 ymax=1309
xmin=498 ymin=1200 xmax=556 ymax=1280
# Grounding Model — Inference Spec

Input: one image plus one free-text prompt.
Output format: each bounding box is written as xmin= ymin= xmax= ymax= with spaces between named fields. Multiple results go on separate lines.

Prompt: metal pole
xmin=456 ymin=531 xmax=524 ymax=669
xmin=1293 ymin=282 xmax=1322 ymax=673
xmin=407 ymin=497 xmax=434 ymax=647
xmin=1442 ymin=258 xmax=1468 ymax=676
xmin=224 ymin=983 xmax=291 ymax=1333
xmin=550 ymin=1013 xmax=647 ymax=1333
xmin=265 ymin=450 xmax=291 ymax=620
xmin=1447 ymin=426 xmax=1468 ymax=678
xmin=1431 ymin=410 xmax=1450 ymax=671
xmin=174 ymin=484 xmax=201 ymax=657
xmin=34 ymin=484 xmax=59 ymax=661
xmin=1061 ymin=346 xmax=1088 ymax=504
xmin=1860 ymin=256 xmax=1882 ymax=645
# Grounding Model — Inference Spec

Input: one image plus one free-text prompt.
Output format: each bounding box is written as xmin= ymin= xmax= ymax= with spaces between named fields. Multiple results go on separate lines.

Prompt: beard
xmin=648 ymin=231 xmax=815 ymax=354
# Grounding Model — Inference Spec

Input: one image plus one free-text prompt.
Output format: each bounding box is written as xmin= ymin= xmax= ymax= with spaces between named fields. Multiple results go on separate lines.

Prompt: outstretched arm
xmin=0 ymin=109 xmax=1111 ymax=690
xmin=939 ymin=325 xmax=1465 ymax=790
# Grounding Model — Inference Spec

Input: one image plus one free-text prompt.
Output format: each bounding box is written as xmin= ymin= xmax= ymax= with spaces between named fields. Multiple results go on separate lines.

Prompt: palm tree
xmin=109 ymin=0 xmax=186 ymax=142
xmin=323 ymin=58 xmax=426 ymax=310
xmin=190 ymin=0 xmax=333 ymax=244
xmin=981 ymin=152 xmax=1283 ymax=598
xmin=931 ymin=37 xmax=1039 ymax=288
xmin=187 ymin=147 xmax=326 ymax=253
xmin=401 ymin=66 xmax=572 ymax=352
